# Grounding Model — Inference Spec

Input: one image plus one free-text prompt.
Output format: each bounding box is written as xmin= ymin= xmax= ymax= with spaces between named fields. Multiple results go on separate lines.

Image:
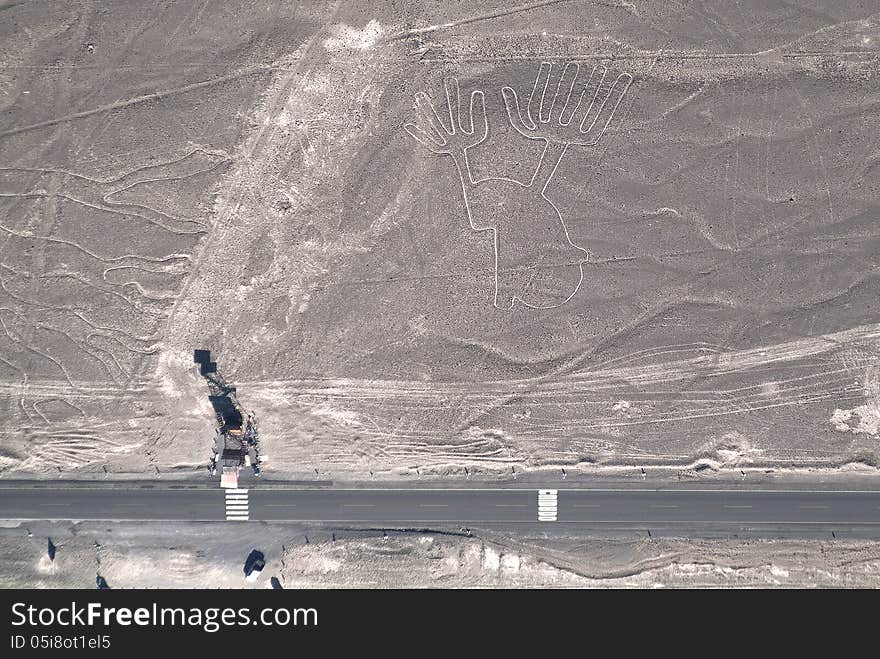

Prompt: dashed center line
xmin=650 ymin=504 xmax=678 ymax=509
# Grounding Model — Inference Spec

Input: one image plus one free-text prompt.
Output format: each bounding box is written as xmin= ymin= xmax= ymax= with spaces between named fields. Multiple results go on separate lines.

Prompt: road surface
xmin=2 ymin=485 xmax=880 ymax=533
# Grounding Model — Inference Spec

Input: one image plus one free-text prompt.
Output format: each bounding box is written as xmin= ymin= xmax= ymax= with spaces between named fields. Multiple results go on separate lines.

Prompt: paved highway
xmin=2 ymin=486 xmax=880 ymax=532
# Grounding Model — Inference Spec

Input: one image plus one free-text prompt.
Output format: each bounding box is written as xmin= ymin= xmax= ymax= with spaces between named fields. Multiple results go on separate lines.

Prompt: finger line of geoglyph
xmin=402 ymin=63 xmax=633 ymax=309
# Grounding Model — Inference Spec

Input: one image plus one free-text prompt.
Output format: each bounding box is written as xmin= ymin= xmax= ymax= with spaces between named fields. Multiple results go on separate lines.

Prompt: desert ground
xmin=1 ymin=1 xmax=878 ymax=481
xmin=3 ymin=522 xmax=880 ymax=589
xmin=0 ymin=1 xmax=879 ymax=587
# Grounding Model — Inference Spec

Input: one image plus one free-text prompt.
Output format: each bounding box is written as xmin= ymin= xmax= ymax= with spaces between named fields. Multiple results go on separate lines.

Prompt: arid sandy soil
xmin=281 ymin=531 xmax=880 ymax=588
xmin=0 ymin=1 xmax=878 ymax=484
xmin=2 ymin=1 xmax=878 ymax=591
xmin=0 ymin=521 xmax=294 ymax=589
xmin=3 ymin=521 xmax=879 ymax=588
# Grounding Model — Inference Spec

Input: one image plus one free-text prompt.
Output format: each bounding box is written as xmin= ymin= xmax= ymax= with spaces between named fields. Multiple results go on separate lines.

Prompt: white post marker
xmin=225 ymin=488 xmax=249 ymax=521
xmin=537 ymin=489 xmax=558 ymax=522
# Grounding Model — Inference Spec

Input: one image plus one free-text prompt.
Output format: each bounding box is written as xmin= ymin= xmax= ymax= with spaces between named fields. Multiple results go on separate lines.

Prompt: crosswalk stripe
xmin=537 ymin=489 xmax=558 ymax=521
xmin=224 ymin=488 xmax=249 ymax=520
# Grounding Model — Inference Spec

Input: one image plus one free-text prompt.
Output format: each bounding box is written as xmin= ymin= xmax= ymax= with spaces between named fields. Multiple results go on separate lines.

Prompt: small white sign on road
xmin=537 ymin=489 xmax=558 ymax=522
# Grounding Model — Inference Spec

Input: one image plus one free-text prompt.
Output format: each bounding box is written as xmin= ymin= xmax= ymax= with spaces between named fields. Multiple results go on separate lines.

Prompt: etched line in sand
xmin=404 ymin=62 xmax=632 ymax=310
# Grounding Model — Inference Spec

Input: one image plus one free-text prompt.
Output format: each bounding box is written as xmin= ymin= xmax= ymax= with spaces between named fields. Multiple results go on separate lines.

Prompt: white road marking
xmin=224 ymin=488 xmax=248 ymax=521
xmin=538 ymin=489 xmax=558 ymax=521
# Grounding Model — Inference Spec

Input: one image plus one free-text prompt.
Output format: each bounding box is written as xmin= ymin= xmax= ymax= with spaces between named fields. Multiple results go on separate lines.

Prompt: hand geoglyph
xmin=405 ymin=62 xmax=633 ymax=310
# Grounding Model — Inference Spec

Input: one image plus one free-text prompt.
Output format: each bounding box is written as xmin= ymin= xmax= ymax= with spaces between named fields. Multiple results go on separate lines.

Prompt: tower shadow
xmin=195 ymin=349 xmax=262 ymax=484
xmin=194 ymin=349 xmax=242 ymax=431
